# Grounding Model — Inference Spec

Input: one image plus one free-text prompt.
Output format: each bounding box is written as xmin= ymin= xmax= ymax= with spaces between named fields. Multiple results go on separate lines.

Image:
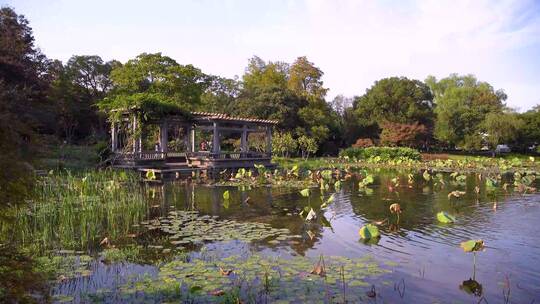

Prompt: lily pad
xmin=300 ymin=188 xmax=310 ymax=197
xmin=359 ymin=224 xmax=380 ymax=239
xmin=460 ymin=239 xmax=484 ymax=252
xmin=436 ymin=211 xmax=456 ymax=223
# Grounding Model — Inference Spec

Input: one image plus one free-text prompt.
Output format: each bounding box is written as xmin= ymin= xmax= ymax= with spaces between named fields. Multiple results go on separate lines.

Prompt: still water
xmin=48 ymin=170 xmax=540 ymax=303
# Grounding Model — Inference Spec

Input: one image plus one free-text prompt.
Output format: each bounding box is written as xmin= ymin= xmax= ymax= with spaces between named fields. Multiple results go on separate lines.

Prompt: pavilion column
xmin=160 ymin=120 xmax=168 ymax=153
xmin=132 ymin=115 xmax=141 ymax=154
xmin=212 ymin=122 xmax=220 ymax=153
xmin=189 ymin=125 xmax=195 ymax=152
xmin=240 ymin=125 xmax=248 ymax=154
xmin=265 ymin=126 xmax=272 ymax=155
xmin=111 ymin=121 xmax=118 ymax=152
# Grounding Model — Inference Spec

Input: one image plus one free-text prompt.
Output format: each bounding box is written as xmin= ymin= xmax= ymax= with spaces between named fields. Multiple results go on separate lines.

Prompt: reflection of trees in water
xmin=460 ymin=278 xmax=483 ymax=297
xmin=347 ymin=170 xmax=511 ymax=234
xmin=153 ymin=183 xmax=325 ymax=256
xmin=147 ymin=170 xmax=520 ymax=257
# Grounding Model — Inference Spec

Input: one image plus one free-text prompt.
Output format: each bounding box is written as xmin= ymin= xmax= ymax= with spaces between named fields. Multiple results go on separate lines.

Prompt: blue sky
xmin=3 ymin=0 xmax=540 ymax=110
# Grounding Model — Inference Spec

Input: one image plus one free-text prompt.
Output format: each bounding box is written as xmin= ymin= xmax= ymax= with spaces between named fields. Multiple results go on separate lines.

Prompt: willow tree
xmin=426 ymin=74 xmax=506 ymax=150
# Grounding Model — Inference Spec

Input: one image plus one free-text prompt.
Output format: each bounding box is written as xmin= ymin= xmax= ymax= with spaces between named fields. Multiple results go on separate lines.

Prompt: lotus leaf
xmin=460 ymin=239 xmax=484 ymax=252
xmin=436 ymin=211 xmax=456 ymax=223
xmin=359 ymin=224 xmax=380 ymax=239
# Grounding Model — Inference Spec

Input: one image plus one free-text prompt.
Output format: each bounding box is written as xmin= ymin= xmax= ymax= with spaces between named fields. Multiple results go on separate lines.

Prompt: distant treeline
xmin=2 ymin=6 xmax=540 ymax=184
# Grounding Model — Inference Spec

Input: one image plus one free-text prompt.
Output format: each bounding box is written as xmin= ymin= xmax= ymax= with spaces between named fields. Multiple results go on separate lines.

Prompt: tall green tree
xmin=104 ymin=53 xmax=210 ymax=111
xmin=354 ymin=77 xmax=434 ymax=126
xmin=288 ymin=56 xmax=327 ymax=100
xmin=353 ymin=77 xmax=434 ymax=147
xmin=0 ymin=7 xmax=50 ymax=207
xmin=199 ymin=76 xmax=240 ymax=113
xmin=426 ymin=74 xmax=506 ymax=149
xmin=517 ymin=105 xmax=540 ymax=150
xmin=288 ymin=57 xmax=338 ymax=147
xmin=482 ymin=112 xmax=523 ymax=152
xmin=235 ymin=56 xmax=339 ymax=152
xmin=233 ymin=56 xmax=306 ymax=131
xmin=47 ymin=55 xmax=117 ymax=141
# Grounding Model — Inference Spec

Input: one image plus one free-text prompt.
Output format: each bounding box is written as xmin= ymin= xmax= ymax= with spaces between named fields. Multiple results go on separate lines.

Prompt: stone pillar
xmin=111 ymin=121 xmax=118 ymax=152
xmin=265 ymin=126 xmax=272 ymax=154
xmin=132 ymin=115 xmax=141 ymax=154
xmin=241 ymin=125 xmax=248 ymax=154
xmin=160 ymin=120 xmax=168 ymax=153
xmin=212 ymin=122 xmax=220 ymax=153
xmin=190 ymin=125 xmax=196 ymax=152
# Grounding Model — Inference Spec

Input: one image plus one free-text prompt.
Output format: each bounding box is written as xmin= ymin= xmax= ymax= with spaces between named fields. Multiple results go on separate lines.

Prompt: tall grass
xmin=2 ymin=170 xmax=149 ymax=253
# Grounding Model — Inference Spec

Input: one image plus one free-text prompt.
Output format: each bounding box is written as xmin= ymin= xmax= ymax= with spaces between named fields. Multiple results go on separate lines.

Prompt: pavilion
xmin=109 ymin=110 xmax=277 ymax=175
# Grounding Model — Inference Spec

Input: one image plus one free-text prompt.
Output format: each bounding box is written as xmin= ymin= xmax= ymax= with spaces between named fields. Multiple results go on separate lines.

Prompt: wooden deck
xmin=113 ymin=151 xmax=275 ymax=180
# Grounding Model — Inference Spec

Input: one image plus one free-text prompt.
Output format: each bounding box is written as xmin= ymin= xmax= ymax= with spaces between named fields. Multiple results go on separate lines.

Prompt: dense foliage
xmin=425 ymin=74 xmax=507 ymax=149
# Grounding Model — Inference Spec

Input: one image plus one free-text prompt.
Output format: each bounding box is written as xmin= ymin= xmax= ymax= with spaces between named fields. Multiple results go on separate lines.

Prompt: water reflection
xmin=460 ymin=278 xmax=483 ymax=297
xmin=7 ymin=169 xmax=540 ymax=303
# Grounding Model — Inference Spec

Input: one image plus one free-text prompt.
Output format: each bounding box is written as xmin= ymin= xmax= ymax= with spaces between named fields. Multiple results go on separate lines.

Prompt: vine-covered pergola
xmin=109 ymin=109 xmax=277 ymax=170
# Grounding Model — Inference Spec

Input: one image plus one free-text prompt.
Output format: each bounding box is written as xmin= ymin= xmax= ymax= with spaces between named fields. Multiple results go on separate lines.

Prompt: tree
xmin=426 ymin=74 xmax=506 ymax=149
xmin=234 ymin=56 xmax=306 ymax=132
xmin=297 ymin=135 xmax=318 ymax=159
xmin=330 ymin=94 xmax=353 ymax=116
xmin=379 ymin=122 xmax=428 ymax=148
xmin=107 ymin=53 xmax=210 ymax=111
xmin=200 ymin=76 xmax=240 ymax=113
xmin=517 ymin=105 xmax=540 ymax=150
xmin=354 ymin=77 xmax=434 ymax=128
xmin=65 ymin=55 xmax=117 ymax=99
xmin=272 ymin=132 xmax=297 ymax=157
xmin=288 ymin=56 xmax=327 ymax=100
xmin=482 ymin=112 xmax=523 ymax=153
xmin=47 ymin=55 xmax=117 ymax=141
xmin=0 ymin=7 xmax=50 ymax=207
xmin=288 ymin=56 xmax=337 ymax=146
xmin=242 ymin=56 xmax=289 ymax=92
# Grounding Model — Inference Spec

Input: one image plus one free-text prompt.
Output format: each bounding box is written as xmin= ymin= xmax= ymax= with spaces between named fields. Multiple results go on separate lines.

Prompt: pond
xmin=5 ymin=169 xmax=540 ymax=303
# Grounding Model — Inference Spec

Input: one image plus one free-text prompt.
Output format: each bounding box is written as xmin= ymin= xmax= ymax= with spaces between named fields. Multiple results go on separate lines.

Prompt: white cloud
xmin=230 ymin=0 xmax=540 ymax=109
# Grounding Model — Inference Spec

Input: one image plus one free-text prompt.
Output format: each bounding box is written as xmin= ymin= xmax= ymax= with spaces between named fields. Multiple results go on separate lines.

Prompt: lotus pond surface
xmin=5 ymin=169 xmax=540 ymax=303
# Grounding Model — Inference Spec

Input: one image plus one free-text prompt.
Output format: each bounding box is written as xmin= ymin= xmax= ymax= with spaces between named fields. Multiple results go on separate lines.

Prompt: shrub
xmin=297 ymin=135 xmax=317 ymax=159
xmin=379 ymin=122 xmax=427 ymax=148
xmin=272 ymin=132 xmax=297 ymax=157
xmin=339 ymin=146 xmax=421 ymax=161
xmin=352 ymin=138 xmax=375 ymax=148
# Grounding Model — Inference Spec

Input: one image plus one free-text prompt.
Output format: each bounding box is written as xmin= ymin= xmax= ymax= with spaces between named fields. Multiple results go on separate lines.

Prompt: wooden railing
xmin=188 ymin=151 xmax=271 ymax=159
xmin=115 ymin=151 xmax=270 ymax=162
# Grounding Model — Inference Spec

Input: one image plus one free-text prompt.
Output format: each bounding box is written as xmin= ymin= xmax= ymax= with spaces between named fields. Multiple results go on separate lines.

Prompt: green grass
xmin=1 ymin=170 xmax=148 ymax=253
xmin=37 ymin=144 xmax=100 ymax=171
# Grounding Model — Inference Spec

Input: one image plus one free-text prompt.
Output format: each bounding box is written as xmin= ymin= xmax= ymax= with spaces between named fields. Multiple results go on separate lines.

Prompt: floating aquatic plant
xmin=389 ymin=203 xmax=402 ymax=224
xmin=222 ymin=190 xmax=230 ymax=200
xmin=300 ymin=188 xmax=311 ymax=197
xmin=448 ymin=190 xmax=466 ymax=199
xmin=460 ymin=239 xmax=485 ymax=280
xmin=359 ymin=224 xmax=380 ymax=240
xmin=358 ymin=174 xmax=374 ymax=188
xmin=422 ymin=170 xmax=431 ymax=181
xmin=140 ymin=254 xmax=389 ymax=303
xmin=436 ymin=211 xmax=456 ymax=223
xmin=141 ymin=210 xmax=297 ymax=247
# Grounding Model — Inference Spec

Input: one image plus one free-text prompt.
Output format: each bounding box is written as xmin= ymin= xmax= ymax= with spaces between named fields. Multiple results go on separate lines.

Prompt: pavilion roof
xmin=191 ymin=112 xmax=278 ymax=124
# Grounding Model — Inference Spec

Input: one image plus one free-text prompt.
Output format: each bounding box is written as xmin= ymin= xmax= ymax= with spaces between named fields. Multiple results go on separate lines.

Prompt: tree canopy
xmin=107 ymin=53 xmax=210 ymax=111
xmin=0 ymin=7 xmax=49 ymax=206
xmin=426 ymin=74 xmax=506 ymax=149
xmin=3 ymin=4 xmax=540 ymax=183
